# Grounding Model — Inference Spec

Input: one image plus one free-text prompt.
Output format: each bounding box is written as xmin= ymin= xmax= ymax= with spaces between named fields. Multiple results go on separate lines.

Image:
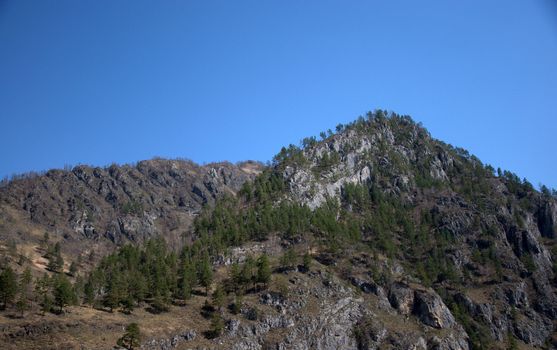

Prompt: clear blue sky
xmin=1 ymin=0 xmax=556 ymax=188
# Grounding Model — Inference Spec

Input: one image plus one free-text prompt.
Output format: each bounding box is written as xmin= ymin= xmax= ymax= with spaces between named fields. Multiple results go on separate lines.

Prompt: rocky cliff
xmin=0 ymin=111 xmax=556 ymax=350
xmin=0 ymin=159 xmax=263 ymax=257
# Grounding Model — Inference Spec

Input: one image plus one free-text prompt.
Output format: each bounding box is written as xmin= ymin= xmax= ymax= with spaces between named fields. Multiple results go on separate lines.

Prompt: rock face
xmin=0 ymin=159 xmax=262 ymax=252
xmin=1 ymin=112 xmax=557 ymax=349
xmin=214 ymin=270 xmax=468 ymax=350
xmin=388 ymin=282 xmax=414 ymax=315
xmin=275 ymin=114 xmax=557 ymax=348
xmin=413 ymin=290 xmax=456 ymax=329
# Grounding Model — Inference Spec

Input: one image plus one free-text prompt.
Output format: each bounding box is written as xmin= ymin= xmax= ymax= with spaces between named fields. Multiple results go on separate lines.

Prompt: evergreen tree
xmin=242 ymin=256 xmax=256 ymax=290
xmin=209 ymin=313 xmax=224 ymax=338
xmin=279 ymin=248 xmax=297 ymax=270
xmin=178 ymin=262 xmax=196 ymax=300
xmin=121 ymin=294 xmax=135 ymax=314
xmin=212 ymin=285 xmax=225 ymax=311
xmin=34 ymin=273 xmax=51 ymax=303
xmin=229 ymin=262 xmax=242 ymax=294
xmin=41 ymin=293 xmax=53 ymax=315
xmin=15 ymin=291 xmax=29 ymax=317
xmin=0 ymin=266 xmax=17 ymax=309
xmin=73 ymin=275 xmax=85 ymax=305
xmin=103 ymin=273 xmax=124 ymax=312
xmin=232 ymin=294 xmax=243 ymax=314
xmin=20 ymin=267 xmax=32 ymax=290
xmin=257 ymin=254 xmax=271 ymax=287
xmin=15 ymin=267 xmax=32 ymax=317
xmin=68 ymin=261 xmax=78 ymax=277
xmin=198 ymin=255 xmax=213 ymax=296
xmin=117 ymin=323 xmax=141 ymax=350
xmin=53 ymin=274 xmax=74 ymax=313
xmin=302 ymin=252 xmax=312 ymax=272
xmin=83 ymin=279 xmax=95 ymax=306
xmin=47 ymin=250 xmax=64 ymax=273
xmin=42 ymin=231 xmax=50 ymax=247
xmin=128 ymin=271 xmax=147 ymax=302
xmin=151 ymin=291 xmax=169 ymax=313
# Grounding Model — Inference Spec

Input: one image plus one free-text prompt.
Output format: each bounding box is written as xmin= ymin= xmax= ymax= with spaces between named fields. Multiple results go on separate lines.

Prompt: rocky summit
xmin=0 ymin=111 xmax=556 ymax=350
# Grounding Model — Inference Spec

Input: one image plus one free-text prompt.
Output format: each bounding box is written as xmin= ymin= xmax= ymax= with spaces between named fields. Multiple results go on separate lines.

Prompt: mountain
xmin=0 ymin=159 xmax=262 ymax=258
xmin=0 ymin=111 xmax=556 ymax=350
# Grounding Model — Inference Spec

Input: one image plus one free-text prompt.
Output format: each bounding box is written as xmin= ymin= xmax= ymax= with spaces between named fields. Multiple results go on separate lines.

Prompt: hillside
xmin=0 ymin=111 xmax=556 ymax=350
xmin=0 ymin=159 xmax=262 ymax=264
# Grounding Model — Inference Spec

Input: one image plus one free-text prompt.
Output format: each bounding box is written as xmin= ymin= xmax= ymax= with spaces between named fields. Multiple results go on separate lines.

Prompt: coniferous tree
xmin=41 ymin=293 xmax=53 ymax=315
xmin=34 ymin=273 xmax=50 ymax=303
xmin=242 ymin=256 xmax=256 ymax=290
xmin=15 ymin=291 xmax=28 ymax=317
xmin=280 ymin=248 xmax=297 ymax=271
xmin=47 ymin=249 xmax=64 ymax=273
xmin=0 ymin=266 xmax=17 ymax=309
xmin=231 ymin=294 xmax=243 ymax=314
xmin=15 ymin=267 xmax=32 ymax=317
xmin=117 ymin=323 xmax=141 ymax=350
xmin=42 ymin=231 xmax=50 ymax=248
xmin=83 ymin=279 xmax=95 ymax=306
xmin=104 ymin=272 xmax=124 ymax=312
xmin=53 ymin=274 xmax=74 ymax=313
xmin=178 ymin=262 xmax=196 ymax=300
xmin=212 ymin=285 xmax=225 ymax=311
xmin=73 ymin=275 xmax=85 ymax=305
xmin=209 ymin=313 xmax=224 ymax=338
xmin=229 ymin=262 xmax=242 ymax=294
xmin=121 ymin=294 xmax=135 ymax=314
xmin=68 ymin=261 xmax=78 ymax=277
xmin=128 ymin=271 xmax=147 ymax=302
xmin=302 ymin=252 xmax=312 ymax=272
xmin=257 ymin=254 xmax=271 ymax=288
xmin=198 ymin=254 xmax=213 ymax=296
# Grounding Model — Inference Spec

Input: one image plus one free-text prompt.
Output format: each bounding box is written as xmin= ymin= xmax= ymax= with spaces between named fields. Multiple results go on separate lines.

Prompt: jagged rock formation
xmin=272 ymin=114 xmax=557 ymax=347
xmin=0 ymin=159 xmax=262 ymax=254
xmin=1 ymin=111 xmax=556 ymax=349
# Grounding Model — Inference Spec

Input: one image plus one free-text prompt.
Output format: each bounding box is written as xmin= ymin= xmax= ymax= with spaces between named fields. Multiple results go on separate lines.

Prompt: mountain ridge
xmin=0 ymin=110 xmax=556 ymax=350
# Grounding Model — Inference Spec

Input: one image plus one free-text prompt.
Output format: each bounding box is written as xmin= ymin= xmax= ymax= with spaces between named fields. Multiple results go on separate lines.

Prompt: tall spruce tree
xmin=198 ymin=254 xmax=213 ymax=296
xmin=257 ymin=254 xmax=271 ymax=288
xmin=0 ymin=266 xmax=17 ymax=310
xmin=53 ymin=274 xmax=74 ymax=313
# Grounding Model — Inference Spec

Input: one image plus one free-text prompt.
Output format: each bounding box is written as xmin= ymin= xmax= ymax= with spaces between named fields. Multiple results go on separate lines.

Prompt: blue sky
xmin=1 ymin=0 xmax=556 ymax=188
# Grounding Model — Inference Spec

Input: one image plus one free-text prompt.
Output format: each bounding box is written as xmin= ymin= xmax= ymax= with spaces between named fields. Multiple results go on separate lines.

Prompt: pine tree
xmin=15 ymin=291 xmax=28 ymax=317
xmin=231 ymin=294 xmax=243 ymax=314
xmin=73 ymin=275 xmax=85 ymax=305
xmin=257 ymin=254 xmax=271 ymax=288
xmin=302 ymin=252 xmax=312 ymax=272
xmin=178 ymin=262 xmax=196 ymax=300
xmin=20 ymin=267 xmax=32 ymax=290
xmin=209 ymin=313 xmax=224 ymax=338
xmin=242 ymin=256 xmax=256 ymax=290
xmin=198 ymin=255 xmax=213 ymax=296
xmin=53 ymin=274 xmax=74 ymax=313
xmin=103 ymin=273 xmax=124 ymax=312
xmin=0 ymin=266 xmax=18 ymax=310
xmin=229 ymin=262 xmax=242 ymax=294
xmin=117 ymin=323 xmax=141 ymax=350
xmin=212 ymin=285 xmax=225 ymax=311
xmin=47 ymin=250 xmax=64 ymax=273
xmin=34 ymin=273 xmax=51 ymax=303
xmin=68 ymin=261 xmax=78 ymax=277
xmin=15 ymin=267 xmax=32 ymax=317
xmin=41 ymin=293 xmax=53 ymax=315
xmin=280 ymin=248 xmax=297 ymax=270
xmin=121 ymin=294 xmax=135 ymax=314
xmin=42 ymin=231 xmax=50 ymax=248
xmin=83 ymin=279 xmax=95 ymax=306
